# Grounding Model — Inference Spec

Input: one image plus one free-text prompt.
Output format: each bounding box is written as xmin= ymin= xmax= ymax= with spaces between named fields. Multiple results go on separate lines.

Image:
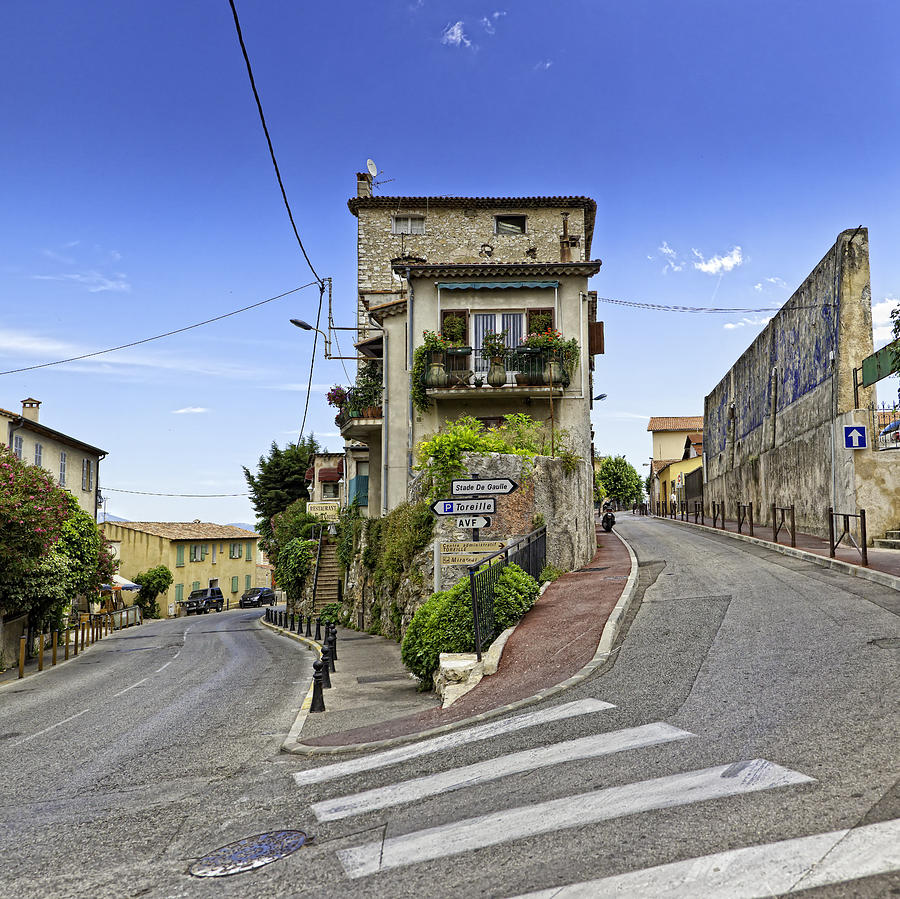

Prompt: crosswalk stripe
xmin=312 ymin=722 xmax=693 ymax=822
xmin=292 ymin=698 xmax=615 ymax=787
xmin=507 ymin=818 xmax=900 ymax=898
xmin=336 ymin=759 xmax=814 ymax=879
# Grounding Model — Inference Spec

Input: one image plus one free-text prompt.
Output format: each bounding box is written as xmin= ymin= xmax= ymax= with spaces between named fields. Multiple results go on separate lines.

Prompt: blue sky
xmin=2 ymin=0 xmax=898 ymax=523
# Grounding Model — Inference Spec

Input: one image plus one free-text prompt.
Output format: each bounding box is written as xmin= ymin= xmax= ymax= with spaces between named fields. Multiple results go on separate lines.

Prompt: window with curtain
xmin=473 ymin=311 xmax=523 ymax=372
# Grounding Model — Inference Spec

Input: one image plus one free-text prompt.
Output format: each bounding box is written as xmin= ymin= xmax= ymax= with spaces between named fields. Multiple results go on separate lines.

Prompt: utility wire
xmin=0 ymin=282 xmax=318 ymax=375
xmin=299 ymin=284 xmax=325 ymax=437
xmin=102 ymin=487 xmax=249 ymax=497
xmin=595 ymin=296 xmax=831 ymax=314
xmin=227 ymin=0 xmax=324 ymax=289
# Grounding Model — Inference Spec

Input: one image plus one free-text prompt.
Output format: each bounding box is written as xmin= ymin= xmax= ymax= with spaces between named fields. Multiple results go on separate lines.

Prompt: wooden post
xmin=65 ymin=626 xmax=70 ymax=661
xmin=18 ymin=635 xmax=26 ymax=679
xmin=38 ymin=631 xmax=44 ymax=671
xmin=52 ymin=630 xmax=58 ymax=666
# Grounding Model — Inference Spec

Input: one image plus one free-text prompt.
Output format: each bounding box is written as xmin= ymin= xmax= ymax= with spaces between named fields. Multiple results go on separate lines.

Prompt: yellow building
xmin=103 ymin=522 xmax=266 ymax=617
xmin=647 ymin=416 xmax=703 ymax=511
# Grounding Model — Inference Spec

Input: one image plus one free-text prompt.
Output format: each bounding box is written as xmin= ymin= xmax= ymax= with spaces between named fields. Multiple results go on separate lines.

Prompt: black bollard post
xmin=315 ymin=617 xmax=322 ymax=642
xmin=320 ymin=644 xmax=332 ymax=688
xmin=309 ymin=660 xmax=326 ymax=712
xmin=305 ymin=615 xmax=312 ymax=638
xmin=328 ymin=623 xmax=338 ymax=662
xmin=326 ymin=627 xmax=336 ymax=672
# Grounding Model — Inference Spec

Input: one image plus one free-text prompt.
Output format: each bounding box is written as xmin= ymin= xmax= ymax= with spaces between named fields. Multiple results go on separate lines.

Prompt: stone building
xmin=341 ymin=172 xmax=606 ymax=529
xmin=704 ymin=228 xmax=900 ymax=541
xmin=1 ymin=397 xmax=106 ymax=520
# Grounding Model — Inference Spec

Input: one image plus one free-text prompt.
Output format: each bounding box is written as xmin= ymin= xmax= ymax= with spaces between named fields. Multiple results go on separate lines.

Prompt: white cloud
xmin=534 ymin=59 xmax=553 ymax=71
xmin=766 ymin=276 xmax=786 ymax=287
xmin=172 ymin=407 xmax=209 ymax=415
xmin=754 ymin=283 xmax=763 ymax=292
xmin=692 ymin=246 xmax=743 ymax=275
xmin=42 ymin=248 xmax=76 ymax=265
xmin=872 ymin=296 xmax=898 ymax=347
xmin=441 ymin=21 xmax=472 ymax=48
xmin=723 ymin=315 xmax=771 ymax=331
xmin=658 ymin=241 xmax=684 ymax=273
xmin=480 ymin=11 xmax=506 ymax=34
xmin=32 ymin=269 xmax=131 ymax=292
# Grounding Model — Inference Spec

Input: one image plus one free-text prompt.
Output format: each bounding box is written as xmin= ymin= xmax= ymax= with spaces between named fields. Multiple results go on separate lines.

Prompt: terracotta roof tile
xmin=106 ymin=522 xmax=258 ymax=540
xmin=647 ymin=416 xmax=704 ymax=432
xmin=651 ymin=459 xmax=681 ymax=475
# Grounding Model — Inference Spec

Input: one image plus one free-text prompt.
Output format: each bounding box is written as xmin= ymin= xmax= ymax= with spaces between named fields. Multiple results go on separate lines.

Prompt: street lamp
xmin=593 ymin=393 xmax=607 ymax=401
xmin=290 ymin=318 xmax=332 ymax=356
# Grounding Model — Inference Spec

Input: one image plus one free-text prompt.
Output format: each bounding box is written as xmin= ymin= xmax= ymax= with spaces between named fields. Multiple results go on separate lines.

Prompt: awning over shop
xmin=436 ymin=281 xmax=559 ymax=290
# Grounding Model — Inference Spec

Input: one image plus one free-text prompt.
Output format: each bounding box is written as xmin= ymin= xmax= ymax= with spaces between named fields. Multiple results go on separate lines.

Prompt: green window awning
xmin=437 ymin=281 xmax=559 ymax=290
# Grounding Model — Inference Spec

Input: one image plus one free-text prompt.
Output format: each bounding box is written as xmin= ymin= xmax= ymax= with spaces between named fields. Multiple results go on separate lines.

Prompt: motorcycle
xmin=601 ymin=509 xmax=615 ymax=532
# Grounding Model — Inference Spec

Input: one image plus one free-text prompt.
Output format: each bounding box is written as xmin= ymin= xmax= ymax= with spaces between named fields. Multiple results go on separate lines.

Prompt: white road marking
xmin=13 ymin=708 xmax=91 ymax=745
xmin=155 ymin=660 xmax=173 ymax=672
xmin=312 ymin=722 xmax=693 ymax=822
xmin=336 ymin=759 xmax=814 ymax=879
xmin=112 ymin=676 xmax=149 ymax=697
xmin=292 ymin=699 xmax=615 ymax=787
xmin=507 ymin=818 xmax=900 ymax=898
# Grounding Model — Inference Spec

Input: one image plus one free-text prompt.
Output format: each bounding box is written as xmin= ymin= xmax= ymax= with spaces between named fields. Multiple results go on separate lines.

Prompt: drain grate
xmin=189 ymin=830 xmax=310 ymax=877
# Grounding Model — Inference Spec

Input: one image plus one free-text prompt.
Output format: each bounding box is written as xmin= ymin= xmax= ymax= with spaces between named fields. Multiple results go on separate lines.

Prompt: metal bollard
xmin=328 ymin=624 xmax=338 ymax=662
xmin=326 ymin=629 xmax=336 ymax=673
xmin=309 ymin=660 xmax=326 ymax=712
xmin=305 ymin=615 xmax=312 ymax=638
xmin=314 ymin=618 xmax=322 ymax=642
xmin=320 ymin=644 xmax=332 ymax=688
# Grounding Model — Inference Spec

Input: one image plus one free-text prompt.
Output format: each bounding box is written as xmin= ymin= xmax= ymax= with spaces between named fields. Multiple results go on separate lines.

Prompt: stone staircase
xmin=311 ymin=542 xmax=343 ymax=611
xmin=873 ymin=528 xmax=900 ymax=550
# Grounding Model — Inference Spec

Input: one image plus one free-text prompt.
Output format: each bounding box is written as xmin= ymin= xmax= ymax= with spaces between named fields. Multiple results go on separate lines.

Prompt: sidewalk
xmin=652 ymin=510 xmax=900 ymax=590
xmin=267 ymin=522 xmax=637 ymax=754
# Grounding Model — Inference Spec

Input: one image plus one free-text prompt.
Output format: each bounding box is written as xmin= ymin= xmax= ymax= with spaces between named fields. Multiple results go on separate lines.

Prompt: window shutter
xmin=231 ymin=576 xmax=239 ymax=593
xmin=246 ymin=541 xmax=253 ymax=562
xmin=175 ymin=584 xmax=183 ymax=602
xmin=192 ymin=581 xmax=200 ymax=591
xmin=588 ymin=321 xmax=605 ymax=355
xmin=526 ymin=308 xmax=555 ymax=334
xmin=176 ymin=545 xmax=185 ymax=567
xmin=245 ymin=574 xmax=251 ymax=591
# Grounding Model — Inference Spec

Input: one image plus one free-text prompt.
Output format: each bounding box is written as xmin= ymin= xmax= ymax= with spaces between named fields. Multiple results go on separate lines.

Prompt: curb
xmin=279 ymin=529 xmax=641 ymax=756
xmin=655 ymin=516 xmax=900 ymax=593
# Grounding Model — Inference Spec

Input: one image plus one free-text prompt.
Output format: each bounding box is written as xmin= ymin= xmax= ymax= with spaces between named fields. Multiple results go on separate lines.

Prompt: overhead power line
xmin=227 ymin=0 xmax=324 ymax=290
xmin=595 ymin=296 xmax=830 ymax=314
xmin=0 ymin=282 xmax=318 ymax=375
xmin=103 ymin=487 xmax=249 ymax=497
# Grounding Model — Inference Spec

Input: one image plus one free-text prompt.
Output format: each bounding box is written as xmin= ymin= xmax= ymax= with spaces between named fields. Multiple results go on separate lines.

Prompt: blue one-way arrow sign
xmin=844 ymin=425 xmax=868 ymax=449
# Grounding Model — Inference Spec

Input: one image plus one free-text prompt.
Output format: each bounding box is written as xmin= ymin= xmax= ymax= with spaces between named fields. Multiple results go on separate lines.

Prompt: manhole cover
xmin=189 ymin=830 xmax=310 ymax=877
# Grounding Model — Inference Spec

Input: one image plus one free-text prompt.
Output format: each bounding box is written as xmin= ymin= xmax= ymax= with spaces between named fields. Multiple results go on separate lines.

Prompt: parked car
xmin=239 ymin=586 xmax=275 ymax=608
xmin=179 ymin=587 xmax=225 ymax=615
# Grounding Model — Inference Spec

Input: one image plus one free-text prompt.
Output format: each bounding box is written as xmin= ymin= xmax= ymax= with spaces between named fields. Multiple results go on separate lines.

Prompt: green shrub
xmin=318 ymin=602 xmax=342 ymax=624
xmin=539 ymin=563 xmax=564 ymax=583
xmin=336 ymin=503 xmax=362 ymax=572
xmin=492 ymin=564 xmax=540 ymax=631
xmin=376 ymin=502 xmax=434 ymax=587
xmin=361 ymin=517 xmax=383 ymax=570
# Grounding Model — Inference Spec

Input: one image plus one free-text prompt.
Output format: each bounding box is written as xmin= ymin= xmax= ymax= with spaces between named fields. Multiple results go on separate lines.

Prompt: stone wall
xmin=703 ymin=229 xmax=900 ymax=539
xmin=337 ymin=451 xmax=596 ymax=642
xmin=356 ymin=205 xmax=588 ymax=293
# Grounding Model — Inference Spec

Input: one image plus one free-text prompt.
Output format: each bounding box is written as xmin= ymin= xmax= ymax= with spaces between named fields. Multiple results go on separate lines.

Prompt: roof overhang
xmin=392 ymin=261 xmax=602 ymax=279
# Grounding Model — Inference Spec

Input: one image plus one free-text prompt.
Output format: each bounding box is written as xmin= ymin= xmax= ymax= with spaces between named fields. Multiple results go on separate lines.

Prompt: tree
xmin=597 ymin=456 xmax=643 ymax=506
xmin=243 ymin=436 xmax=319 ymax=557
xmin=133 ymin=565 xmax=174 ymax=619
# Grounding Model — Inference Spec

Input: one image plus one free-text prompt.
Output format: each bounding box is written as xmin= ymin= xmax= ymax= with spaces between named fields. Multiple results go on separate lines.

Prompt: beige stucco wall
xmin=356 ymin=205 xmax=588 ymax=293
xmin=3 ymin=422 xmax=101 ymax=519
xmin=105 ymin=525 xmax=262 ymax=617
xmin=651 ymin=431 xmax=693 ymax=461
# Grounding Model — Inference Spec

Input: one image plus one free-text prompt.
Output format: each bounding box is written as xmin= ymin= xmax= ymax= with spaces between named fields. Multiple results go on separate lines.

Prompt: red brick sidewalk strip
xmin=295 ymin=525 xmax=636 ymax=751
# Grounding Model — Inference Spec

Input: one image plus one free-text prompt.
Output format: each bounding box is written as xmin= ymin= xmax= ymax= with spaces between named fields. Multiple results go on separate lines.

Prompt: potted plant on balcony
xmin=522 ymin=328 xmax=578 ymax=386
xmin=422 ymin=330 xmax=450 ymax=388
xmin=480 ymin=328 xmax=509 ymax=388
xmin=326 ymin=385 xmax=348 ymax=409
xmin=354 ymin=361 xmax=384 ymax=417
xmin=442 ymin=314 xmax=473 ymax=387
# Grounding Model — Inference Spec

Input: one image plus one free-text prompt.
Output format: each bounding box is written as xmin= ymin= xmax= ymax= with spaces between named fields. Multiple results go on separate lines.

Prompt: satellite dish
xmin=366 ymin=158 xmax=378 ymax=177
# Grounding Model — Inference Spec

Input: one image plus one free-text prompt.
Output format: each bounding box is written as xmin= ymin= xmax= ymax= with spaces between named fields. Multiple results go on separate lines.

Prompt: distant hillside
xmin=227 ymin=522 xmax=258 ymax=533
xmin=99 ymin=513 xmax=127 ymax=522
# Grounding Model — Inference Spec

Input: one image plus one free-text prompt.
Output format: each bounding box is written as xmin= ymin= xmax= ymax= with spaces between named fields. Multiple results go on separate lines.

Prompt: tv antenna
xmin=366 ymin=158 xmax=395 ymax=191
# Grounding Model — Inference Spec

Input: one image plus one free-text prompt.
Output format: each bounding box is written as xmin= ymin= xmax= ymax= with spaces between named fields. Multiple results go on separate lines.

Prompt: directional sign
xmin=441 ymin=553 xmax=491 ymax=566
xmin=844 ymin=425 xmax=868 ymax=449
xmin=451 ymin=478 xmax=518 ymax=497
xmin=455 ymin=516 xmax=491 ymax=529
xmin=431 ymin=498 xmax=496 ymax=516
xmin=441 ymin=541 xmax=505 ymax=554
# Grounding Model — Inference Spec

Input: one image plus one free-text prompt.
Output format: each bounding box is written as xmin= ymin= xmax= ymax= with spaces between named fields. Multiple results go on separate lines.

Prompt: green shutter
xmin=246 ymin=541 xmax=253 ymax=562
xmin=175 ymin=584 xmax=183 ymax=602
xmin=192 ymin=581 xmax=200 ymax=591
xmin=231 ymin=576 xmax=239 ymax=593
xmin=176 ymin=545 xmax=184 ymax=567
xmin=245 ymin=574 xmax=251 ymax=590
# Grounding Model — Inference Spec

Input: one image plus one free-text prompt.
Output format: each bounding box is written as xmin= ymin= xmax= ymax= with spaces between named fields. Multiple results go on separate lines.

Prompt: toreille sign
xmin=451 ymin=478 xmax=518 ymax=497
xmin=431 ymin=498 xmax=496 ymax=516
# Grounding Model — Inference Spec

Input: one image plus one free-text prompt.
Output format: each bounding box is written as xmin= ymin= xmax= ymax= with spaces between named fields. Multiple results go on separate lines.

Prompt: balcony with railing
xmin=421 ymin=347 xmax=573 ymax=399
xmin=336 ymin=385 xmax=383 ymax=440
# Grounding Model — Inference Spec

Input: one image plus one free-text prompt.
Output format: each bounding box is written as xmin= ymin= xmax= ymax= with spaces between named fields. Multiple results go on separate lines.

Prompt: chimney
xmin=356 ymin=171 xmax=373 ymax=198
xmin=559 ymin=212 xmax=571 ymax=263
xmin=21 ymin=397 xmax=41 ymax=423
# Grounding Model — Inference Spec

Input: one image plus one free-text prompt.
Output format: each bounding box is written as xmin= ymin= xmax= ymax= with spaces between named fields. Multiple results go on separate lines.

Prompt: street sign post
xmin=455 ymin=516 xmax=491 ymax=530
xmin=844 ymin=425 xmax=868 ymax=449
xmin=451 ymin=478 xmax=518 ymax=497
xmin=431 ymin=498 xmax=496 ymax=516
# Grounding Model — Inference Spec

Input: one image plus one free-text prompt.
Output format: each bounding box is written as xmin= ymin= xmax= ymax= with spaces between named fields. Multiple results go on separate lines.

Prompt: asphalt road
xmin=1 ymin=518 xmax=898 ymax=898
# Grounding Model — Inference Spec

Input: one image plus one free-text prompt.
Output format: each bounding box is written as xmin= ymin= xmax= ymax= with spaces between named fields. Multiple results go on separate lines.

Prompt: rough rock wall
xmin=704 ymin=229 xmax=877 ymax=537
xmin=339 ymin=451 xmax=595 ymax=641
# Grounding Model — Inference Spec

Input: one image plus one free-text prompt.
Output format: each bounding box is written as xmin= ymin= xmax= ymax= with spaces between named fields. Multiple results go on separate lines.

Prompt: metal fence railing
xmin=468 ymin=526 xmax=547 ymax=659
xmin=828 ymin=507 xmax=868 ymax=566
xmin=872 ymin=402 xmax=900 ymax=451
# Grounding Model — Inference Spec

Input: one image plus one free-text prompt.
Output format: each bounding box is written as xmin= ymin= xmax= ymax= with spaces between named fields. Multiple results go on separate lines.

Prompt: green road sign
xmin=861 ymin=339 xmax=900 ymax=387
